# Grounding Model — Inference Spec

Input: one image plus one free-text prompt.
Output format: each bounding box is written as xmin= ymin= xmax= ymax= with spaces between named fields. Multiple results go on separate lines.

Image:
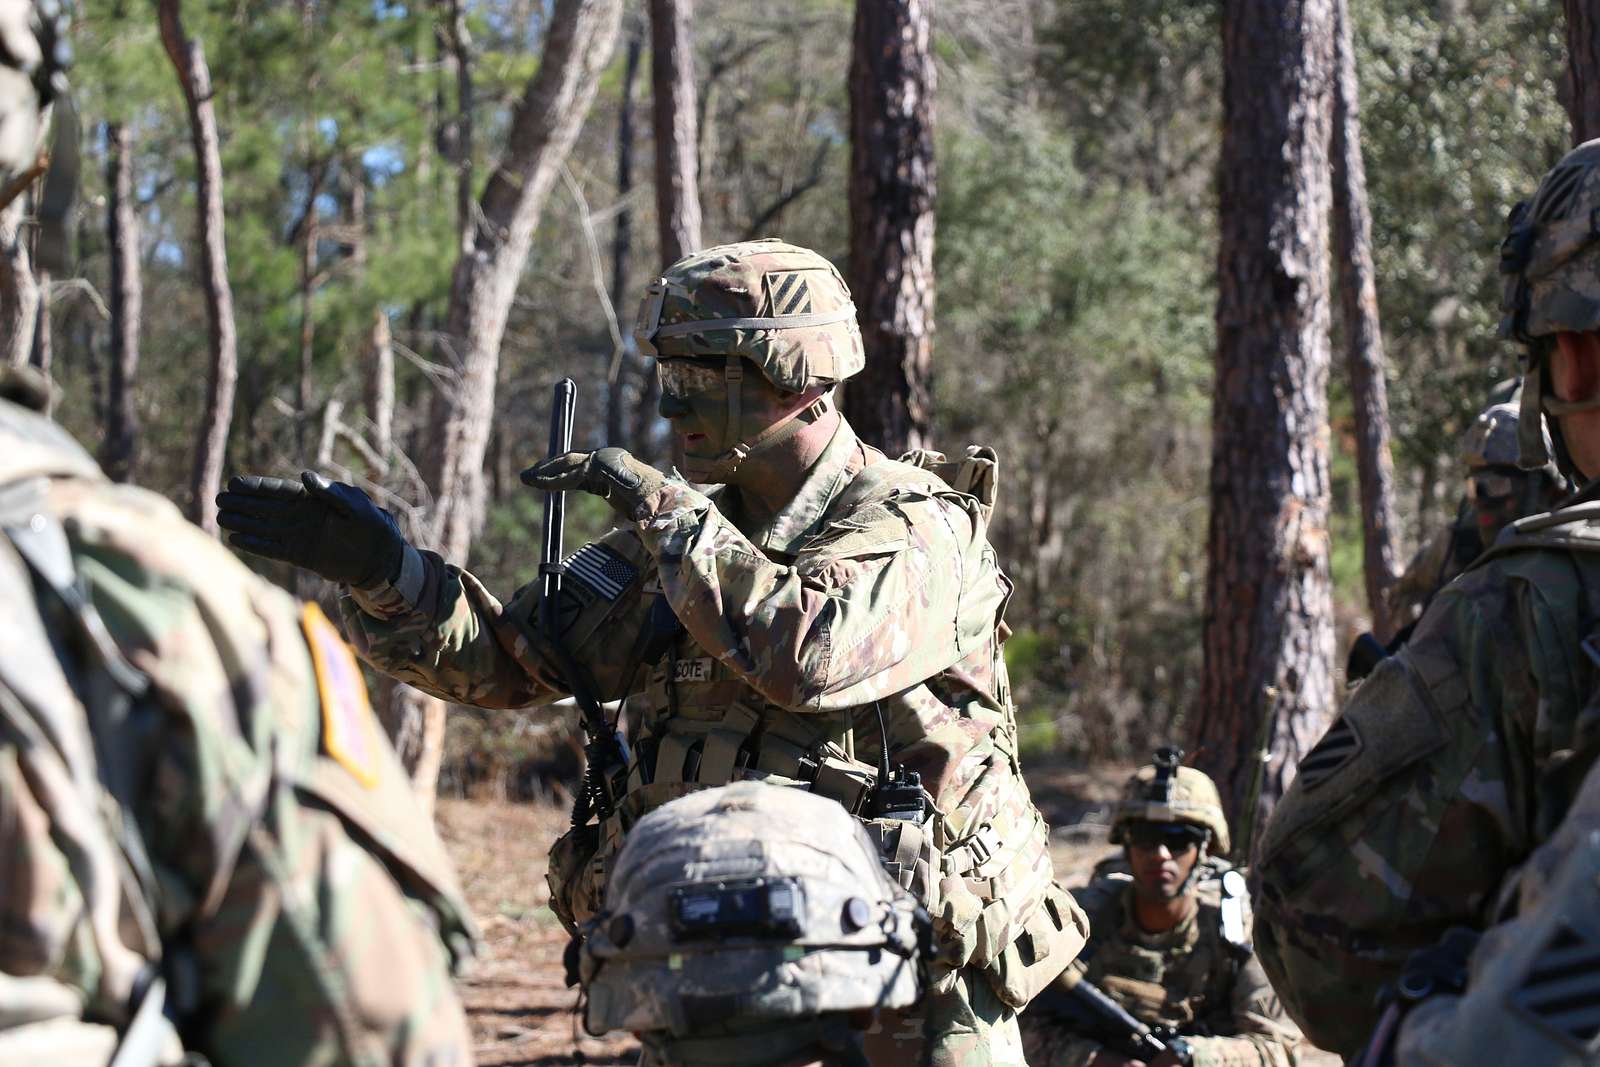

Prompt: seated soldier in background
xmin=1387 ymin=400 xmax=1566 ymax=629
xmin=1020 ymin=750 xmax=1302 ymax=1067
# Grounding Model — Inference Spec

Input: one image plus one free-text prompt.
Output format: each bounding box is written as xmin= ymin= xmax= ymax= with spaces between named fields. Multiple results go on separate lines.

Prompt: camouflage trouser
xmin=864 ymin=969 xmax=1027 ymax=1067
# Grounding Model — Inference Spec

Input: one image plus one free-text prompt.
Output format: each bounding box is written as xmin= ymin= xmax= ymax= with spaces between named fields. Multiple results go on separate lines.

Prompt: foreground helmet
xmin=1498 ymin=139 xmax=1600 ymax=473
xmin=1108 ymin=746 xmax=1231 ymax=856
xmin=580 ymin=782 xmax=923 ymax=1067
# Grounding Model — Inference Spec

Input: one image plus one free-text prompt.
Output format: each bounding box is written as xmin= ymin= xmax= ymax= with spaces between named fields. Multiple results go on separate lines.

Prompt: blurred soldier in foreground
xmin=580 ymin=782 xmax=926 ymax=1066
xmin=1385 ymin=401 xmax=1566 ymax=629
xmin=217 ymin=238 xmax=1089 ymax=1065
xmin=1255 ymin=137 xmax=1600 ymax=1063
xmin=0 ymin=8 xmax=477 ymax=1061
xmin=1021 ymin=751 xmax=1301 ymax=1067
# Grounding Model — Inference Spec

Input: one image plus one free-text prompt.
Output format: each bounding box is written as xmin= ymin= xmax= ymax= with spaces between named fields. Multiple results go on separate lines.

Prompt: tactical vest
xmin=549 ymin=445 xmax=1085 ymax=1010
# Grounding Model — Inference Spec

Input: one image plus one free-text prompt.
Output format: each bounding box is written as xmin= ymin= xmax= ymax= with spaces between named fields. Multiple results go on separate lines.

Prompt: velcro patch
xmin=1296 ymin=715 xmax=1363 ymax=791
xmin=302 ymin=601 xmax=380 ymax=788
xmin=764 ymin=270 xmax=818 ymax=316
xmin=1515 ymin=922 xmax=1600 ymax=1050
xmin=563 ymin=542 xmax=638 ymax=601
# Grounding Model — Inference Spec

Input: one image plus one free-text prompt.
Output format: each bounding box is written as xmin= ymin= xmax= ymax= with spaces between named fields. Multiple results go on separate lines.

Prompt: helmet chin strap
xmin=679 ymin=362 xmax=834 ymax=483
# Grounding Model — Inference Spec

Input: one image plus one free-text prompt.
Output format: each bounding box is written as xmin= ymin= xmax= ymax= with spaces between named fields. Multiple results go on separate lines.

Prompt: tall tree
xmin=1193 ymin=0 xmax=1336 ymax=843
xmin=0 ymin=194 xmax=38 ymax=367
xmin=649 ymin=0 xmax=703 ymax=264
xmin=1566 ymin=0 xmax=1600 ymax=142
xmin=1331 ymin=0 xmax=1400 ymax=641
xmin=158 ymin=0 xmax=238 ymax=535
xmin=611 ymin=13 xmax=644 ymax=447
xmin=403 ymin=0 xmax=622 ymax=801
xmin=845 ymin=0 xmax=936 ymax=457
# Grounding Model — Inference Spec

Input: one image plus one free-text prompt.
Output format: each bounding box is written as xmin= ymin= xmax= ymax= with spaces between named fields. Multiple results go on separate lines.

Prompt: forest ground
xmin=437 ymin=762 xmax=1338 ymax=1066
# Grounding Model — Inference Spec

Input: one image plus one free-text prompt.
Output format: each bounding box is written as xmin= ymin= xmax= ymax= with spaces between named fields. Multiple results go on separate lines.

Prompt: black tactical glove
xmin=521 ymin=447 xmax=668 ymax=521
xmin=216 ymin=471 xmax=406 ymax=589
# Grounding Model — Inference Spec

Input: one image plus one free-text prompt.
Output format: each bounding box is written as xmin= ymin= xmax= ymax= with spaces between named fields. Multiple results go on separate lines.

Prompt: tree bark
xmin=1331 ymin=0 xmax=1400 ymax=641
xmin=439 ymin=0 xmax=475 ymax=244
xmin=158 ymin=0 xmax=239 ymax=536
xmin=1565 ymin=0 xmax=1600 ymax=143
xmin=649 ymin=0 xmax=703 ymax=265
xmin=1193 ymin=0 xmax=1337 ymax=847
xmin=103 ymin=122 xmax=143 ymax=484
xmin=0 ymin=193 xmax=37 ymax=366
xmin=845 ymin=0 xmax=936 ymax=458
xmin=29 ymin=267 xmax=50 ymax=384
xmin=406 ymin=0 xmax=621 ymax=801
xmin=296 ymin=158 xmax=323 ymax=450
xmin=610 ymin=13 xmax=643 ymax=448
xmin=366 ymin=307 xmax=394 ymax=466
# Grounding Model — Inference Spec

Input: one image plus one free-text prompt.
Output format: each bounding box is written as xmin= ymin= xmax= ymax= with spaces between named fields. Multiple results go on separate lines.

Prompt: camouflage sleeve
xmin=1392 ymin=744 xmax=1600 ymax=1067
xmin=633 ymin=478 xmax=1005 ymax=711
xmin=1254 ymin=547 xmax=1588 ymax=1056
xmin=340 ymin=528 xmax=655 ymax=708
xmin=1187 ymin=955 xmax=1303 ymax=1067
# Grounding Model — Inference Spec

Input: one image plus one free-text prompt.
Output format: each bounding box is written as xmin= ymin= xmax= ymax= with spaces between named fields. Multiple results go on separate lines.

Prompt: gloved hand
xmin=520 ymin=447 xmax=668 ymax=521
xmin=216 ymin=471 xmax=407 ymax=589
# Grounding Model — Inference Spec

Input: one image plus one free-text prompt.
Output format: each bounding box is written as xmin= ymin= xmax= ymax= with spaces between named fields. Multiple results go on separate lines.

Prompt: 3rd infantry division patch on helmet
xmin=578 ymin=781 xmax=924 ymax=1050
xmin=1109 ymin=747 xmax=1232 ymax=855
xmin=633 ymin=238 xmax=866 ymax=391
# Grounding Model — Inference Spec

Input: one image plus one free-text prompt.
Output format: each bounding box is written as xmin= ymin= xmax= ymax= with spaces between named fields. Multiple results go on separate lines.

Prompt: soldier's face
xmin=1126 ymin=822 xmax=1203 ymax=902
xmin=656 ymin=356 xmax=798 ymax=463
xmin=1552 ymin=332 xmax=1600 ymax=480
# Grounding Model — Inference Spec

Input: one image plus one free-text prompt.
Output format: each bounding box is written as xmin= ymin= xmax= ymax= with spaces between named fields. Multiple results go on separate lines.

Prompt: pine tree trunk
xmin=1566 ymin=0 xmax=1600 ymax=143
xmin=1193 ymin=0 xmax=1337 ymax=846
xmin=29 ymin=267 xmax=50 ymax=385
xmin=102 ymin=122 xmax=142 ymax=483
xmin=610 ymin=14 xmax=643 ymax=448
xmin=845 ymin=0 xmax=936 ymax=458
xmin=649 ymin=0 xmax=702 ymax=265
xmin=158 ymin=0 xmax=238 ymax=536
xmin=366 ymin=308 xmax=394 ymax=465
xmin=1331 ymin=0 xmax=1400 ymax=641
xmin=297 ymin=160 xmax=322 ymax=451
xmin=408 ymin=0 xmax=622 ymax=801
xmin=0 ymin=193 xmax=37 ymax=366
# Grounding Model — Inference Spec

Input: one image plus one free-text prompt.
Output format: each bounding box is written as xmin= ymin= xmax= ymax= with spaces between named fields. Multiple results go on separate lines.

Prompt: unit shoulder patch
xmin=303 ymin=601 xmax=380 ymax=788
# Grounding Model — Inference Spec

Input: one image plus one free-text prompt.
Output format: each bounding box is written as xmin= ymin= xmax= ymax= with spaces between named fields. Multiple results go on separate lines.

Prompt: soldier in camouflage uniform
xmin=1021 ymin=752 xmax=1301 ymax=1067
xmin=580 ymin=781 xmax=926 ymax=1066
xmin=1254 ymin=137 xmax=1600 ymax=1061
xmin=0 ymin=10 xmax=477 ymax=1060
xmin=1386 ymin=401 xmax=1567 ymax=628
xmin=216 ymin=238 xmax=1090 ymax=1066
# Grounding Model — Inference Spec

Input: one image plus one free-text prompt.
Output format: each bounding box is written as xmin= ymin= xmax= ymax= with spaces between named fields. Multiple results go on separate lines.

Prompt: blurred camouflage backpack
xmin=579 ymin=781 xmax=927 ymax=1067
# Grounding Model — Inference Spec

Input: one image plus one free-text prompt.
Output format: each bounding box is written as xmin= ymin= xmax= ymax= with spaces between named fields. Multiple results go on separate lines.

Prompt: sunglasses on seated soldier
xmin=1125 ymin=822 xmax=1208 ymax=852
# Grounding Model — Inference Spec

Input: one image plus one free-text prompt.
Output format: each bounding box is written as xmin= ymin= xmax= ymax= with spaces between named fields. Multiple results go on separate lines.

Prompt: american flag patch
xmin=563 ymin=542 xmax=638 ymax=601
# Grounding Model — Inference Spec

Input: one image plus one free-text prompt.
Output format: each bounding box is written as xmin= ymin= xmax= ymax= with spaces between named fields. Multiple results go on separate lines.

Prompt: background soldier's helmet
xmin=580 ymin=782 xmax=923 ymax=1064
xmin=1108 ymin=746 xmax=1231 ymax=855
xmin=1498 ymin=138 xmax=1600 ymax=470
xmin=633 ymin=238 xmax=865 ymax=392
xmin=1459 ymin=402 xmax=1561 ymax=484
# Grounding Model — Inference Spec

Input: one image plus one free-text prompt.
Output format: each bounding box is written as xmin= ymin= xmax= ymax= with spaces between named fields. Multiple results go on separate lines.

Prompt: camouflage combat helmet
xmin=580 ymin=781 xmax=923 ymax=1067
xmin=1499 ymin=139 xmax=1600 ymax=473
xmin=1459 ymin=402 xmax=1560 ymax=485
xmin=1108 ymin=747 xmax=1231 ymax=856
xmin=634 ymin=238 xmax=864 ymax=391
